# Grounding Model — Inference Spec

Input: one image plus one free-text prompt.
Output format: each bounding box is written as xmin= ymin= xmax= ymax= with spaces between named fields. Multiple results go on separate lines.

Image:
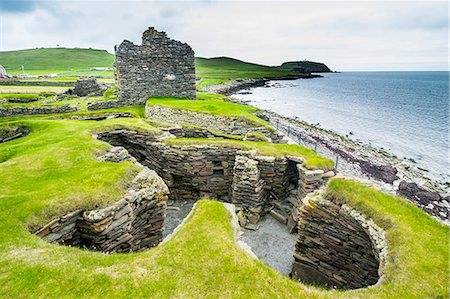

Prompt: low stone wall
xmin=146 ymin=105 xmax=277 ymax=140
xmin=291 ymin=193 xmax=386 ymax=289
xmin=35 ymin=167 xmax=169 ymax=253
xmin=86 ymin=100 xmax=124 ymax=111
xmin=0 ymin=125 xmax=30 ymax=143
xmin=0 ymin=104 xmax=77 ymax=117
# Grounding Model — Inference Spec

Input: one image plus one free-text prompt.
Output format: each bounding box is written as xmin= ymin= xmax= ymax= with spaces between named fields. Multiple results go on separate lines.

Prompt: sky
xmin=0 ymin=0 xmax=448 ymax=71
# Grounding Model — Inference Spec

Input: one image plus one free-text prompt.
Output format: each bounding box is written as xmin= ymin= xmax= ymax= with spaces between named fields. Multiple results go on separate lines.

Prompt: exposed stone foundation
xmin=71 ymin=78 xmax=108 ymax=97
xmin=0 ymin=104 xmax=77 ymax=118
xmin=0 ymin=125 xmax=30 ymax=143
xmin=35 ymin=166 xmax=169 ymax=253
xmin=115 ymin=27 xmax=196 ymax=104
xmin=291 ymin=193 xmax=386 ymax=289
xmin=146 ymin=105 xmax=278 ymax=140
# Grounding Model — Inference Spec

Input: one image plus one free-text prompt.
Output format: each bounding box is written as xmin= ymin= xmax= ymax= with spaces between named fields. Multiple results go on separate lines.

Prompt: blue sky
xmin=0 ymin=0 xmax=448 ymax=71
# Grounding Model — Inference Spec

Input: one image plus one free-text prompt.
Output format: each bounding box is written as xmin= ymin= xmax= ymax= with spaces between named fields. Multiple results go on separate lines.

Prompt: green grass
xmin=0 ymin=86 xmax=70 ymax=94
xmin=0 ymin=48 xmax=114 ymax=75
xmin=147 ymin=92 xmax=274 ymax=131
xmin=324 ymin=178 xmax=449 ymax=298
xmin=164 ymin=138 xmax=334 ymax=171
xmin=0 ymin=93 xmax=39 ymax=99
xmin=0 ymin=114 xmax=447 ymax=298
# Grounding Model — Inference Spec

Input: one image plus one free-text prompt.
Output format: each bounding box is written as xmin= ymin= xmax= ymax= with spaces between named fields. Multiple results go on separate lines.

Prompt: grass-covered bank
xmin=147 ymin=92 xmax=273 ymax=131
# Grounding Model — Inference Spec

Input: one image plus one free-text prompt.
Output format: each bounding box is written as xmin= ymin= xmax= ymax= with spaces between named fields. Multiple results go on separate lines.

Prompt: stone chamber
xmin=34 ymin=125 xmax=387 ymax=290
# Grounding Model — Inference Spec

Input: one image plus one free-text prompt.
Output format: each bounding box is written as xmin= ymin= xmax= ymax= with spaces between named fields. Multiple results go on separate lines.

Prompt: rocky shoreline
xmin=203 ymin=78 xmax=449 ymax=224
xmin=201 ymin=74 xmax=321 ymax=95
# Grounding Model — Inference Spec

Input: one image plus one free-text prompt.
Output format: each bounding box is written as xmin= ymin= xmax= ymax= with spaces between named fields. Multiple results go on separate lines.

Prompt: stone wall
xmin=72 ymin=78 xmax=107 ymax=97
xmin=96 ymin=129 xmax=307 ymax=224
xmin=115 ymin=27 xmax=196 ymax=105
xmin=0 ymin=104 xmax=77 ymax=118
xmin=290 ymin=193 xmax=387 ymax=289
xmin=86 ymin=100 xmax=123 ymax=111
xmin=146 ymin=105 xmax=277 ymax=140
xmin=35 ymin=167 xmax=169 ymax=253
xmin=0 ymin=125 xmax=30 ymax=143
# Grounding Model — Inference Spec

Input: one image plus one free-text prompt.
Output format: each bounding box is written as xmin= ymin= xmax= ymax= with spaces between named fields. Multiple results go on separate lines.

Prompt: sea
xmin=233 ymin=71 xmax=449 ymax=184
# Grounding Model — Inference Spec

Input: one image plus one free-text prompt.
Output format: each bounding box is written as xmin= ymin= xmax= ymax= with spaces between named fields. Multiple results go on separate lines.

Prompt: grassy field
xmin=0 ymin=48 xmax=114 ymax=76
xmin=0 ymin=48 xmax=306 ymax=88
xmin=0 ymin=86 xmax=70 ymax=94
xmin=0 ymin=113 xmax=447 ymax=297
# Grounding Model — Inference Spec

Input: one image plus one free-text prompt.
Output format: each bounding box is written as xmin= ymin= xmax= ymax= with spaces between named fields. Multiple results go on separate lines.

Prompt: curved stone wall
xmin=291 ymin=193 xmax=387 ymax=289
xmin=35 ymin=167 xmax=169 ymax=253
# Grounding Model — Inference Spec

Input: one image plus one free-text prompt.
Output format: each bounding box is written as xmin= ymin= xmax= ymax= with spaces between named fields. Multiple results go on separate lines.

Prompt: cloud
xmin=0 ymin=0 xmax=447 ymax=71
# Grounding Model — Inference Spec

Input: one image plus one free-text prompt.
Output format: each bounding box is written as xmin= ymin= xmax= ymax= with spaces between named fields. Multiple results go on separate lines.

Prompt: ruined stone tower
xmin=114 ymin=27 xmax=196 ymax=104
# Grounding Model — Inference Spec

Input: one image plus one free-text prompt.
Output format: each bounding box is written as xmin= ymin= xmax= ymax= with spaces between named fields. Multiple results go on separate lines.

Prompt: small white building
xmin=0 ymin=64 xmax=6 ymax=76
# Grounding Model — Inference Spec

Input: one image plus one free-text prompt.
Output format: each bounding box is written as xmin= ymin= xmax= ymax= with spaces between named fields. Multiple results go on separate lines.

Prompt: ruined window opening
xmin=213 ymin=169 xmax=224 ymax=176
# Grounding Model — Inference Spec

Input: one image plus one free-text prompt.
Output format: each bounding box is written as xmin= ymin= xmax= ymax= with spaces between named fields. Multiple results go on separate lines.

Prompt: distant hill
xmin=0 ymin=48 xmax=115 ymax=73
xmin=280 ymin=61 xmax=332 ymax=73
xmin=195 ymin=57 xmax=277 ymax=71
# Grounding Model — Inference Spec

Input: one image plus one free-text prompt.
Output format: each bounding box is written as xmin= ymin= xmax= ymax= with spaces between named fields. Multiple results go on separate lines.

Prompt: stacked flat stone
xmin=291 ymin=195 xmax=385 ymax=290
xmin=146 ymin=105 xmax=276 ymax=140
xmin=72 ymin=78 xmax=107 ymax=97
xmin=0 ymin=104 xmax=77 ymax=118
xmin=35 ymin=167 xmax=169 ymax=253
xmin=97 ymin=130 xmax=312 ymax=224
xmin=87 ymin=100 xmax=122 ymax=111
xmin=115 ymin=27 xmax=196 ymax=105
xmin=232 ymin=155 xmax=267 ymax=224
xmin=298 ymin=165 xmax=324 ymax=197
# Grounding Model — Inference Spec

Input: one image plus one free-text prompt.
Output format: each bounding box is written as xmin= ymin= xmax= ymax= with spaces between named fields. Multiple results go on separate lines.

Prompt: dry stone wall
xmin=115 ymin=27 xmax=196 ymax=105
xmin=96 ymin=129 xmax=307 ymax=224
xmin=35 ymin=165 xmax=169 ymax=253
xmin=0 ymin=104 xmax=77 ymax=118
xmin=290 ymin=193 xmax=386 ymax=289
xmin=146 ymin=105 xmax=277 ymax=140
xmin=0 ymin=125 xmax=30 ymax=143
xmin=71 ymin=78 xmax=107 ymax=97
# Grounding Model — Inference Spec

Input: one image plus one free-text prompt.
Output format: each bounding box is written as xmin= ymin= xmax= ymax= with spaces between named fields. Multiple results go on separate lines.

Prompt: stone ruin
xmin=71 ymin=77 xmax=108 ymax=97
xmin=34 ymin=128 xmax=387 ymax=290
xmin=114 ymin=27 xmax=196 ymax=105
